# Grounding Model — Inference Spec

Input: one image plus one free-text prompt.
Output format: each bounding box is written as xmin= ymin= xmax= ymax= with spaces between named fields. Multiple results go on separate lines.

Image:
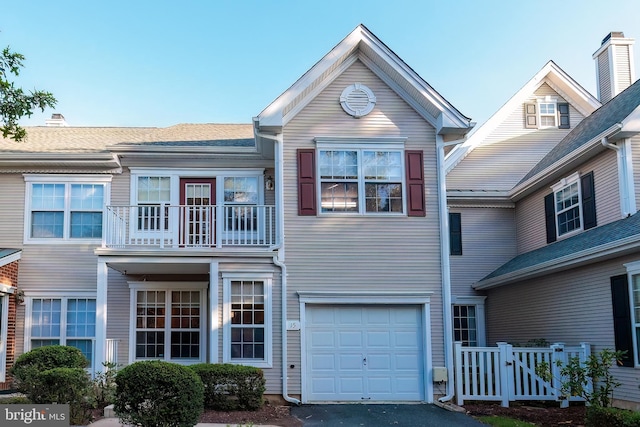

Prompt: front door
xmin=180 ymin=179 xmax=215 ymax=247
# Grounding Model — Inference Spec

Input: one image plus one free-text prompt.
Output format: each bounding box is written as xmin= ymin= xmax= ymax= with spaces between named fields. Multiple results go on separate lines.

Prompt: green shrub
xmin=114 ymin=360 xmax=204 ymax=427
xmin=189 ymin=363 xmax=265 ymax=410
xmin=38 ymin=367 xmax=93 ymax=425
xmin=10 ymin=345 xmax=88 ymax=399
xmin=90 ymin=362 xmax=119 ymax=410
xmin=9 ymin=346 xmax=92 ymax=425
xmin=586 ymin=406 xmax=640 ymax=427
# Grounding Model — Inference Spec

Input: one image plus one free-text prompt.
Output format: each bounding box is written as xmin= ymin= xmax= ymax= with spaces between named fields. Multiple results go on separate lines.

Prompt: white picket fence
xmin=455 ymin=341 xmax=591 ymax=407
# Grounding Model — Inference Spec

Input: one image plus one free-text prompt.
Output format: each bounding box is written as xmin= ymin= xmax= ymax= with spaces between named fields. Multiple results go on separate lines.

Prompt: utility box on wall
xmin=433 ymin=367 xmax=448 ymax=382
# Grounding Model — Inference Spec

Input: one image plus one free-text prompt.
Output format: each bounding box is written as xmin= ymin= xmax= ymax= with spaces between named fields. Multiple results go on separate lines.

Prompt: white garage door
xmin=305 ymin=305 xmax=424 ymax=402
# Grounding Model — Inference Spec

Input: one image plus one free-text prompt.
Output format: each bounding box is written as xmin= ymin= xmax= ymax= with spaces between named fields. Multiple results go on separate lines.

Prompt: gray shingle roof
xmin=478 ymin=212 xmax=640 ymax=285
xmin=519 ymin=78 xmax=640 ymax=184
xmin=0 ymin=123 xmax=254 ymax=153
xmin=0 ymin=248 xmax=21 ymax=260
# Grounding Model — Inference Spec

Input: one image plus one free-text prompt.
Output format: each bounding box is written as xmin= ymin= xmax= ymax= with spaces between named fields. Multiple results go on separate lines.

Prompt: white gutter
xmin=254 ymin=128 xmax=301 ymax=405
xmin=436 ymin=134 xmax=455 ymax=403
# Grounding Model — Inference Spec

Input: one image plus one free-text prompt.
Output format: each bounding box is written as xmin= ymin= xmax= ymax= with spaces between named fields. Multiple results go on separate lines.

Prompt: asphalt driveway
xmin=291 ymin=403 xmax=486 ymax=426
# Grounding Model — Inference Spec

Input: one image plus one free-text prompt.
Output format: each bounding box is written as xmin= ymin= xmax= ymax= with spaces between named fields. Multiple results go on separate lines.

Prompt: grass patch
xmin=477 ymin=415 xmax=536 ymax=427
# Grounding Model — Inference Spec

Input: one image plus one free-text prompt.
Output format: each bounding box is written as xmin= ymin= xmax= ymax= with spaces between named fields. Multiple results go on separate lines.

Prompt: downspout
xmin=601 ymin=128 xmax=634 ymax=217
xmin=435 ymin=134 xmax=455 ymax=403
xmin=255 ymin=128 xmax=301 ymax=405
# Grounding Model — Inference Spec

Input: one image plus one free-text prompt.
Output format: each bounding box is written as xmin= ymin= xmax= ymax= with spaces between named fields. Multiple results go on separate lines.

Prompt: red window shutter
xmin=405 ymin=150 xmax=425 ymax=216
xmin=297 ymin=149 xmax=317 ymax=216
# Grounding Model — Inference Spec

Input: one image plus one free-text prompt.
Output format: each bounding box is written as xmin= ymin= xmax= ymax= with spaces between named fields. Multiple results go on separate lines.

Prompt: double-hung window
xmin=130 ymin=282 xmax=206 ymax=363
xmin=26 ymin=294 xmax=97 ymax=369
xmin=318 ymin=148 xmax=403 ymax=214
xmin=25 ymin=176 xmax=110 ymax=242
xmin=538 ymin=102 xmax=557 ymax=127
xmin=223 ymin=273 xmax=272 ymax=368
xmin=545 ymin=171 xmax=596 ymax=243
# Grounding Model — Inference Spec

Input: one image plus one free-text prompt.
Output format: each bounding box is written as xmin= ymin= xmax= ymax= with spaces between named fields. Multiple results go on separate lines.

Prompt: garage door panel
xmin=338 ymin=331 xmax=362 ymax=347
xmin=338 ymin=353 xmax=365 ymax=371
xmin=306 ymin=305 xmax=425 ymax=402
xmin=310 ymin=354 xmax=335 ymax=370
xmin=309 ymin=330 xmax=335 ymax=347
xmin=366 ymin=330 xmax=391 ymax=347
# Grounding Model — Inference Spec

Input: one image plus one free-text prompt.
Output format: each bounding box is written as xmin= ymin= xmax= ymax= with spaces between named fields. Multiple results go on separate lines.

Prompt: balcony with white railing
xmin=103 ymin=204 xmax=277 ymax=249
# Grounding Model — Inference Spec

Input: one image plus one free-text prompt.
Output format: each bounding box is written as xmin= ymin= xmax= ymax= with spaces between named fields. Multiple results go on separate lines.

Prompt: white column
xmin=95 ymin=260 xmax=109 ymax=374
xmin=209 ymin=261 xmax=219 ymax=362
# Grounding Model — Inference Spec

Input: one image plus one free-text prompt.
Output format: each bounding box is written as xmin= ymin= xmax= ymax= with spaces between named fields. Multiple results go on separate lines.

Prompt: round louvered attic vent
xmin=339 ymin=83 xmax=376 ymax=118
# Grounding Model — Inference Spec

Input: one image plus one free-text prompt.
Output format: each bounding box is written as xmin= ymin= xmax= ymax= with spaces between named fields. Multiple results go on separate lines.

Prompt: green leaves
xmin=0 ymin=44 xmax=56 ymax=142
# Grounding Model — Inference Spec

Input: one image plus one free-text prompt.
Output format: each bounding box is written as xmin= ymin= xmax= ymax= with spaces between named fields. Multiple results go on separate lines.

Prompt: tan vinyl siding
xmin=282 ymin=60 xmax=445 ymax=377
xmin=450 ymin=207 xmax=517 ymax=295
xmin=111 ymin=170 xmax=130 ymax=205
xmin=106 ymin=274 xmax=131 ymax=366
xmin=0 ymin=174 xmax=26 ymax=247
xmin=447 ymin=83 xmax=584 ymax=192
xmin=598 ymin=52 xmax=612 ymax=102
xmin=484 ymin=255 xmax=640 ymax=405
xmin=633 ymin=136 xmax=640 ymax=213
xmin=515 ymin=149 xmax=620 ymax=254
xmin=614 ymin=44 xmax=632 ymax=94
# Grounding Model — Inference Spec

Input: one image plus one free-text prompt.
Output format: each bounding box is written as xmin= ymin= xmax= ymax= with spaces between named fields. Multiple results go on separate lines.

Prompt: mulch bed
xmin=463 ymin=401 xmax=587 ymax=426
xmin=199 ymin=403 xmax=303 ymax=427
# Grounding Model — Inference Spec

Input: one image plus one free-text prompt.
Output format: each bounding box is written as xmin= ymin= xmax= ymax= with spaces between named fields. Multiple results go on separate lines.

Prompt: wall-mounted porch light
xmin=265 ymin=176 xmax=274 ymax=191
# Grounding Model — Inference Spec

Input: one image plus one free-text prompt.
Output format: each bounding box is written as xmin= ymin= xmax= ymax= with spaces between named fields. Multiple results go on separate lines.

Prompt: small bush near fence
xmin=586 ymin=406 xmax=640 ymax=427
xmin=114 ymin=360 xmax=204 ymax=427
xmin=189 ymin=363 xmax=266 ymax=410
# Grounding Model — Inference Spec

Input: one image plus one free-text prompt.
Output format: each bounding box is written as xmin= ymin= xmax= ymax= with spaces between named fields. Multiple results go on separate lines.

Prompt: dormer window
xmin=524 ymin=99 xmax=570 ymax=129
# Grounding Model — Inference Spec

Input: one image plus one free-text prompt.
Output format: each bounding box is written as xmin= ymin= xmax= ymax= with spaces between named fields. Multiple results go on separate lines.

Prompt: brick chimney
xmin=45 ymin=113 xmax=69 ymax=127
xmin=592 ymin=32 xmax=636 ymax=103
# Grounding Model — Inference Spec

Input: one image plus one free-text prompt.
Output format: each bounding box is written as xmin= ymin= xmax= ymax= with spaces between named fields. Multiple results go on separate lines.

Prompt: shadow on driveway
xmin=291 ymin=404 xmax=486 ymax=426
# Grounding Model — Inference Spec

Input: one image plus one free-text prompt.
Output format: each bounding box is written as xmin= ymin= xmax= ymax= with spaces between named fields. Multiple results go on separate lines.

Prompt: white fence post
xmin=580 ymin=342 xmax=592 ymax=402
xmin=551 ymin=342 xmax=568 ymax=408
xmin=455 ymin=342 xmax=463 ymax=405
xmin=497 ymin=342 xmax=511 ymax=407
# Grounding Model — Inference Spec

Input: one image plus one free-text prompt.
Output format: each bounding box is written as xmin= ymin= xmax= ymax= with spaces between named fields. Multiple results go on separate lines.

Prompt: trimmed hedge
xmin=114 ymin=360 xmax=204 ymax=427
xmin=586 ymin=406 xmax=640 ymax=427
xmin=189 ymin=363 xmax=265 ymax=410
xmin=10 ymin=345 xmax=89 ymax=403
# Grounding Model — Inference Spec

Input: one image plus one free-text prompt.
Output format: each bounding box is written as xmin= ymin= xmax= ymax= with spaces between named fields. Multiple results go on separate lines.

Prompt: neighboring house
xmin=0 ymin=25 xmax=474 ymax=403
xmin=446 ymin=32 xmax=640 ymax=409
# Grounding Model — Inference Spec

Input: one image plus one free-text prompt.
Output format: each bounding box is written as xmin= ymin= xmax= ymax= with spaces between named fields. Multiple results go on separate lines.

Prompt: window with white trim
xmin=553 ymin=173 xmax=582 ymax=237
xmin=26 ymin=295 xmax=96 ymax=366
xmin=625 ymin=261 xmax=640 ymax=366
xmin=24 ymin=176 xmax=110 ymax=242
xmin=524 ymin=98 xmax=570 ymax=130
xmin=0 ymin=293 xmax=8 ymax=382
xmin=136 ymin=176 xmax=171 ymax=231
xmin=538 ymin=102 xmax=557 ymax=127
xmin=319 ymin=149 xmax=403 ymax=214
xmin=224 ymin=177 xmax=259 ymax=233
xmin=130 ymin=282 xmax=206 ymax=363
xmin=452 ymin=296 xmax=486 ymax=347
xmin=223 ymin=273 xmax=272 ymax=368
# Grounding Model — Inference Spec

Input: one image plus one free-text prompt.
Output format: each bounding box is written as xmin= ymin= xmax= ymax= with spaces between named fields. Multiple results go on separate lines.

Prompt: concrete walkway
xmin=87 ymin=418 xmax=279 ymax=427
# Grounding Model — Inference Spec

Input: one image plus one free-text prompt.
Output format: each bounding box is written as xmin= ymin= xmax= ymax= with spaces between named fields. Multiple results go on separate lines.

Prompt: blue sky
xmin=3 ymin=0 xmax=640 ymax=129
